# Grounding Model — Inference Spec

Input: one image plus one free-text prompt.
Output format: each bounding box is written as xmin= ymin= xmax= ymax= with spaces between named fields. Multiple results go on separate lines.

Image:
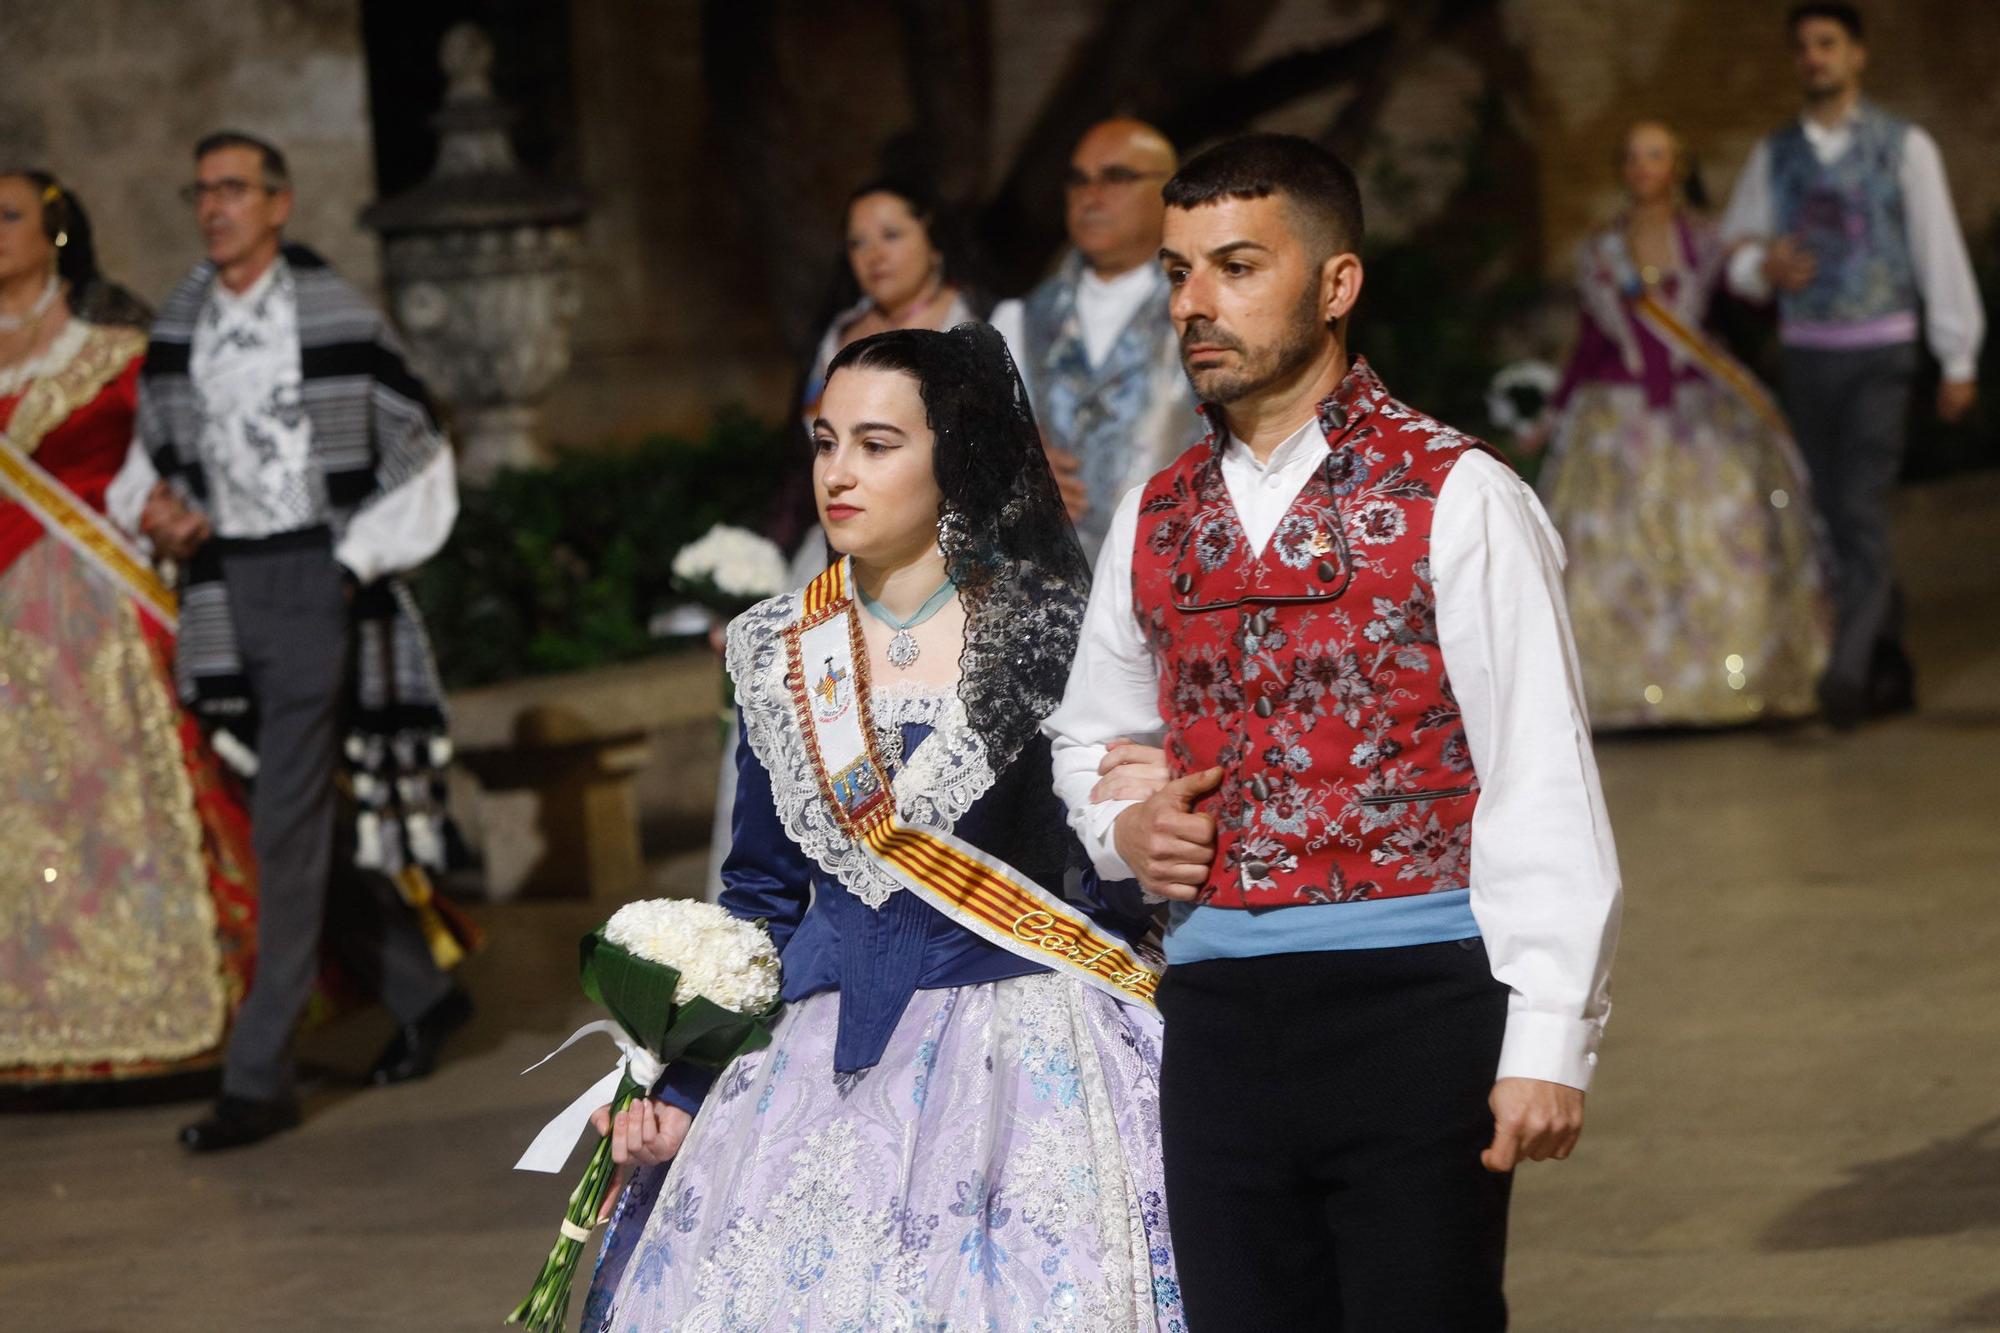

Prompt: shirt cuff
xmin=653 ymin=1060 xmax=719 ymax=1116
xmin=333 ymin=534 xmax=377 ymax=585
xmin=1495 ymin=1009 xmax=1600 ymax=1092
xmin=1081 ymin=796 xmax=1142 ymax=884
xmin=1942 ymin=355 xmax=1978 ymax=384
xmin=1726 ymin=241 xmax=1771 ymax=303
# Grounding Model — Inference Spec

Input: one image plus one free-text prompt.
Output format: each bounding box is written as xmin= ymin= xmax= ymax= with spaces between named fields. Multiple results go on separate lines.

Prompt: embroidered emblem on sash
xmin=812 ymin=657 xmax=853 ymax=724
xmin=778 ymin=557 xmax=1161 ymax=1009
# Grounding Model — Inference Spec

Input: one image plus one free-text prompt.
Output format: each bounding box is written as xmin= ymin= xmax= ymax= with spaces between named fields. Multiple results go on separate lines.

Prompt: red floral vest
xmin=1131 ymin=358 xmax=1494 ymax=909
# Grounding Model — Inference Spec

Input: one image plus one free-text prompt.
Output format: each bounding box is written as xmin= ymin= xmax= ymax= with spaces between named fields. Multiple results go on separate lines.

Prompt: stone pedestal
xmin=362 ymin=22 xmax=587 ymax=482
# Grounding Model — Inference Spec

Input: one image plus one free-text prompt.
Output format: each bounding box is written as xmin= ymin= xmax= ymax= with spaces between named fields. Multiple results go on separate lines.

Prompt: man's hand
xmin=1046 ymin=445 xmax=1090 ymax=523
xmin=590 ymin=1098 xmax=696 ymax=1223
xmin=1481 ymin=1077 xmax=1585 ymax=1173
xmin=1762 ymin=237 xmax=1817 ymax=293
xmin=1111 ymin=767 xmax=1223 ymax=901
xmin=1938 ymin=379 xmax=1978 ymax=425
xmin=1091 ymin=738 xmax=1170 ymax=803
xmin=138 ymin=481 xmax=211 ymax=561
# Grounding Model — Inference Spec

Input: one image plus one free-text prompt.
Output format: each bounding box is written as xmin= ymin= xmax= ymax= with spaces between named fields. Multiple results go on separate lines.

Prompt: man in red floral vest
xmin=1047 ymin=134 xmax=1623 ymax=1329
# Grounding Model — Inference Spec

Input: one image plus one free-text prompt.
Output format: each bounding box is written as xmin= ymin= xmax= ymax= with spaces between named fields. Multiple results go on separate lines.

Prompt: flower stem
xmin=505 ymin=1073 xmax=644 ymax=1331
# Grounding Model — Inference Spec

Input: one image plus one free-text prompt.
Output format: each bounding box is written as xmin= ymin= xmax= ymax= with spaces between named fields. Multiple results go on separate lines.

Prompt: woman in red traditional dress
xmin=0 ymin=170 xmax=261 ymax=1085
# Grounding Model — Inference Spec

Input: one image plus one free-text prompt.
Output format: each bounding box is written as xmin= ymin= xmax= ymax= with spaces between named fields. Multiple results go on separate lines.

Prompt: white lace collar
xmin=727 ymin=591 xmax=998 ymax=909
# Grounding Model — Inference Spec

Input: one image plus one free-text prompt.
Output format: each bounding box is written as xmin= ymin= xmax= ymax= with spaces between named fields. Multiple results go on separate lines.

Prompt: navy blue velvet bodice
xmin=710 ymin=715 xmax=1142 ymax=1078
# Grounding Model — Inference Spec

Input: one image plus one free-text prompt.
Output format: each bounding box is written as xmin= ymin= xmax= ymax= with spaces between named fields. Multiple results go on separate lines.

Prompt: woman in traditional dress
xmin=704 ymin=178 xmax=989 ymax=901
xmin=1536 ymin=121 xmax=1830 ymax=729
xmin=0 ymin=170 xmax=260 ymax=1085
xmin=583 ymin=323 xmax=1182 ymax=1331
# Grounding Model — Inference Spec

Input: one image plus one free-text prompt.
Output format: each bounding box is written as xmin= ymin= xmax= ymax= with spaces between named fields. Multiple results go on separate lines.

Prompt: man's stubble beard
xmin=1184 ymin=277 xmax=1326 ymax=406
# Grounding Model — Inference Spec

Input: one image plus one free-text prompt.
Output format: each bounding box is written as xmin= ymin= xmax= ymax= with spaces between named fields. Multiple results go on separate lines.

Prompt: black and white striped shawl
xmin=138 ymin=243 xmax=454 ymax=874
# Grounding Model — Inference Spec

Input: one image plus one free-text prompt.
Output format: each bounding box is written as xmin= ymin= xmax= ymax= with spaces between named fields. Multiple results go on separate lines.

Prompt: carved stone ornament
xmin=362 ymin=23 xmax=589 ymax=480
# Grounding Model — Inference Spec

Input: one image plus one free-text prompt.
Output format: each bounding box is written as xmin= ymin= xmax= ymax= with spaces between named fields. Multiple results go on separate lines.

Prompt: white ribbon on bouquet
xmin=512 ymin=1020 xmax=664 ymax=1174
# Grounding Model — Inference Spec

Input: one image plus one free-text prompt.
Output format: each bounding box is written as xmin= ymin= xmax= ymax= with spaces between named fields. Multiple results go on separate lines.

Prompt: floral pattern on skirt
xmin=1539 ymin=378 xmax=1831 ymax=728
xmin=582 ymin=972 xmax=1183 ymax=1332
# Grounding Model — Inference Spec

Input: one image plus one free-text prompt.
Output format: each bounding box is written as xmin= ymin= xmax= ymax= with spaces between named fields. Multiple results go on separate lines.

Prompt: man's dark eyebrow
xmin=1207 ymin=240 xmax=1273 ymax=261
xmin=1159 ymin=246 xmax=1187 ymax=265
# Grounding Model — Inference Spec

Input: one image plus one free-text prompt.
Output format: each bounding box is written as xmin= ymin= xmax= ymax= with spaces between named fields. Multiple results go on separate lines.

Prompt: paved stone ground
xmin=7 ymin=493 xmax=1998 ymax=1332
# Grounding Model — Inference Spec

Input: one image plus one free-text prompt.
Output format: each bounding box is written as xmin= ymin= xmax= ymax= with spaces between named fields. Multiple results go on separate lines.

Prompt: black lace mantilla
xmin=928 ymin=322 xmax=1091 ymax=776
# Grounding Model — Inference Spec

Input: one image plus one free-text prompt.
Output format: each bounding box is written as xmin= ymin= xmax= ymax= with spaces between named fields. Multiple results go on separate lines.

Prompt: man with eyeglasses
xmin=109 ymin=130 xmax=471 ymax=1151
xmin=991 ymin=118 xmax=1200 ymax=560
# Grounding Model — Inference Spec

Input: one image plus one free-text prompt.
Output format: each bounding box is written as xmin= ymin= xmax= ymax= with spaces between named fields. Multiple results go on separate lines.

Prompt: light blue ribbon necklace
xmin=856 ymin=574 xmax=957 ymax=670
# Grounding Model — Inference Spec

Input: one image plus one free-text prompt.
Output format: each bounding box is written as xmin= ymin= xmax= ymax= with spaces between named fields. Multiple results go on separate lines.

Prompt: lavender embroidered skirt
xmin=581 ymin=972 xmax=1184 ymax=1332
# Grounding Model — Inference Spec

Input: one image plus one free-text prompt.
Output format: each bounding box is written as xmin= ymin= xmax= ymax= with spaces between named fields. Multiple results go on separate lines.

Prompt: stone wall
xmin=0 ymin=0 xmax=379 ymax=307
xmin=5 ymin=0 xmax=1995 ymax=446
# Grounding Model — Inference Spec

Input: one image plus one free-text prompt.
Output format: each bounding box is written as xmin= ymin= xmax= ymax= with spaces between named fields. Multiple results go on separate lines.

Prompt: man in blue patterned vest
xmin=992 ymin=119 xmax=1202 ymax=562
xmin=1721 ymin=2 xmax=1985 ymax=727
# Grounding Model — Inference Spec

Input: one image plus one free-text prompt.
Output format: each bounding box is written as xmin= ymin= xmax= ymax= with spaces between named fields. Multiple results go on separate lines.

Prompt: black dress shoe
xmin=1865 ymin=640 xmax=1918 ymax=718
xmin=179 ymin=1095 xmax=301 ymax=1152
xmin=369 ymin=985 xmax=473 ymax=1086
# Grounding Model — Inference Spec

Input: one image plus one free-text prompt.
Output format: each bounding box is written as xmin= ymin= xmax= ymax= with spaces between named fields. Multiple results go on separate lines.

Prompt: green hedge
xmin=416 ymin=407 xmax=797 ymax=689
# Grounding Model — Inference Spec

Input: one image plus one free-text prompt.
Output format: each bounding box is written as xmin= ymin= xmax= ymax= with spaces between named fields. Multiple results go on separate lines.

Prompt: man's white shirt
xmin=1043 ymin=418 xmax=1623 ymax=1090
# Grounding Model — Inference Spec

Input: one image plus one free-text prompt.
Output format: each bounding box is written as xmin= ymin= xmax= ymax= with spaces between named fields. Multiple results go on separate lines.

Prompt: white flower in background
xmin=603 ymin=898 xmax=782 ymax=1015
xmin=1485 ymin=359 xmax=1562 ymax=434
xmin=672 ymin=524 xmax=789 ymax=600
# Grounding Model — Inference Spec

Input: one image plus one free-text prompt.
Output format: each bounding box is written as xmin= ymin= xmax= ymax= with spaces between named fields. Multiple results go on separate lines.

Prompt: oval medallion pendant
xmin=887 ymin=629 xmax=921 ymax=669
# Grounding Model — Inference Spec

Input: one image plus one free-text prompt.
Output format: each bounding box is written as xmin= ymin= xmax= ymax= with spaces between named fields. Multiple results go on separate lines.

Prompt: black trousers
xmin=1159 ymin=940 xmax=1512 ymax=1332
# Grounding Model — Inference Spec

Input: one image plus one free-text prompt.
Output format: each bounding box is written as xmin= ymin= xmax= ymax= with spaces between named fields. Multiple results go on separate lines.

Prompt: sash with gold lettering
xmin=784 ymin=558 xmax=1159 ymax=1010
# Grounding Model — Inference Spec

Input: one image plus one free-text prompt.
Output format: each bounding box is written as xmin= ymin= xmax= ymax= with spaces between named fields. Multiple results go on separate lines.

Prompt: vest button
xmin=1254 ymin=696 xmax=1275 ymax=718
xmin=1244 ymin=860 xmax=1271 ymax=880
xmin=1173 ymin=572 xmax=1193 ymax=595
xmin=1316 ymin=559 xmax=1338 ymax=583
xmin=1326 ymin=403 xmax=1348 ymax=430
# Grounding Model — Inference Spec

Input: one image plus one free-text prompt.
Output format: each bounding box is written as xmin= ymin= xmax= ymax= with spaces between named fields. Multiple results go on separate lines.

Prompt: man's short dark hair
xmin=1788 ymin=2 xmax=1864 ymax=40
xmin=1162 ymin=133 xmax=1364 ymax=260
xmin=194 ymin=130 xmax=291 ymax=190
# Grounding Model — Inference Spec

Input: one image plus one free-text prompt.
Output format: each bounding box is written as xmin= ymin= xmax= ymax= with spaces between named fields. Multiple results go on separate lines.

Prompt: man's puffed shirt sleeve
xmin=1432 ymin=451 xmax=1622 ymax=1092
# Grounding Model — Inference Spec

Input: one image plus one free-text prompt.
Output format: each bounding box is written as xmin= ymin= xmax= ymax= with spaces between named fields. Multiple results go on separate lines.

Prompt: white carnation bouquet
xmin=507 ymin=899 xmax=781 ymax=1331
xmin=670 ymin=523 xmax=789 ymax=617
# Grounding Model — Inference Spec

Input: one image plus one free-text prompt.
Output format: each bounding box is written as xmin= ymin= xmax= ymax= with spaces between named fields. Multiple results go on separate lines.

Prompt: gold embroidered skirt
xmin=1539 ymin=378 xmax=1831 ymax=729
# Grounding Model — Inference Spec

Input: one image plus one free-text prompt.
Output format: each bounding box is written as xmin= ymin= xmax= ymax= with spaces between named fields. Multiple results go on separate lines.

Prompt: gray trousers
xmin=218 ymin=534 xmax=449 ymax=1101
xmin=1779 ymin=342 xmax=1919 ymax=703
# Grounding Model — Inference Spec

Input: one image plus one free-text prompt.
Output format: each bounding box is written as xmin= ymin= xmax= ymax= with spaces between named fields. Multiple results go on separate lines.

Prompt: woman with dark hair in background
xmin=583 ymin=323 xmax=1181 ymax=1331
xmin=703 ymin=177 xmax=991 ymax=901
xmin=797 ymin=178 xmax=985 ymax=426
xmin=0 ymin=170 xmax=260 ymax=1086
xmin=1536 ymin=121 xmax=1830 ymax=729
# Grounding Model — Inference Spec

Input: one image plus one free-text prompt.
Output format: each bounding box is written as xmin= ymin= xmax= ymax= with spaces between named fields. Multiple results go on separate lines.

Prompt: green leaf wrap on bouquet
xmin=578 ymin=931 xmax=777 ymax=1070
xmin=507 ymin=925 xmax=779 ymax=1330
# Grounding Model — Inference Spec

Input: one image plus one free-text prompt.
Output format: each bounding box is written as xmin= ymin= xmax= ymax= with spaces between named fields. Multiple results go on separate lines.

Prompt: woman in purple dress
xmin=1537 ymin=121 xmax=1829 ymax=729
xmin=580 ymin=323 xmax=1182 ymax=1331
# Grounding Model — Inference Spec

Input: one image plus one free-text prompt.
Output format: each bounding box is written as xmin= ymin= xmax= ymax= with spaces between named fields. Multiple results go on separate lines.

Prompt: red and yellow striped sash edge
xmin=865 ymin=818 xmax=1160 ymax=1003
xmin=784 ymin=558 xmax=1159 ymax=1008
